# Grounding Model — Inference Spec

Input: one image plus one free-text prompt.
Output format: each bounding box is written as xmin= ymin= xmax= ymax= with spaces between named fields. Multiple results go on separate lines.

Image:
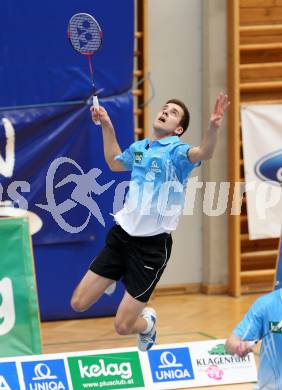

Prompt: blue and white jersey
xmin=233 ymin=289 xmax=282 ymax=390
xmin=114 ymin=136 xmax=200 ymax=236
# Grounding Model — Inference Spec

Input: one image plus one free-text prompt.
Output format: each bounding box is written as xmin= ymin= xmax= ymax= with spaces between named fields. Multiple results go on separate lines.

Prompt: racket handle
xmin=92 ymin=95 xmax=101 ymax=125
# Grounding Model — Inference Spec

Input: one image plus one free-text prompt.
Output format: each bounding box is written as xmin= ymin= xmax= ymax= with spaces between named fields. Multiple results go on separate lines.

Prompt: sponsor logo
xmin=0 ymin=118 xmax=15 ymax=178
xmin=134 ymin=152 xmax=143 ymax=163
xmin=150 ymin=160 xmax=161 ymax=173
xmin=0 ymin=363 xmax=20 ymax=390
xmin=151 ymin=160 xmax=161 ymax=173
xmin=208 ymin=344 xmax=226 ymax=356
xmin=195 ymin=354 xmax=252 ymax=367
xmin=195 ymin=343 xmax=256 ymax=382
xmin=254 ymin=150 xmax=282 ymax=185
xmin=21 ymin=360 xmax=69 ymax=390
xmin=68 ymin=352 xmax=144 ymax=389
xmin=148 ymin=348 xmax=195 ymax=383
xmin=145 ymin=160 xmax=162 ymax=181
xmin=206 ymin=365 xmax=224 ymax=380
xmin=269 ymin=321 xmax=282 ymax=334
xmin=0 ymin=278 xmax=15 ymax=336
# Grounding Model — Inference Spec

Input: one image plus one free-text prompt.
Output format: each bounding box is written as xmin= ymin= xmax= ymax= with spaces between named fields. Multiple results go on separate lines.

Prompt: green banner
xmin=68 ymin=352 xmax=145 ymax=389
xmin=0 ymin=217 xmax=42 ymax=357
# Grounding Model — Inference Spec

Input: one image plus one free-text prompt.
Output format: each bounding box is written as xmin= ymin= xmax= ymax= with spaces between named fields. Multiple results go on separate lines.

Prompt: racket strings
xmin=68 ymin=14 xmax=102 ymax=55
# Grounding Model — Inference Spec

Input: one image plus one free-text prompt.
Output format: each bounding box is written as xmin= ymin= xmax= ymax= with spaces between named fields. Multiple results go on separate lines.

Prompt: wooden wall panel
xmin=240 ymin=7 xmax=282 ymax=25
xmin=228 ymin=0 xmax=280 ymax=296
xmin=240 ymin=0 xmax=282 ymax=7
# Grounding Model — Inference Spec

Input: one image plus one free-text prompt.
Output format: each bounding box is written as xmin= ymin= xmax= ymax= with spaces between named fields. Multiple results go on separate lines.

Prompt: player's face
xmin=153 ymin=103 xmax=184 ymax=136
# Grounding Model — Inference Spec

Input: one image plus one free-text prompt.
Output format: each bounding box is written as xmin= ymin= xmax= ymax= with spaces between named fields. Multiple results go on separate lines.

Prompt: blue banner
xmin=0 ymin=0 xmax=134 ymax=107
xmin=0 ymin=95 xmax=133 ymax=245
xmin=0 ymin=0 xmax=135 ymax=319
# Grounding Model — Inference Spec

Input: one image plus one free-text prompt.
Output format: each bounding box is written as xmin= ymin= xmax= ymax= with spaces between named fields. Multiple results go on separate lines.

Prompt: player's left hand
xmin=209 ymin=92 xmax=230 ymax=131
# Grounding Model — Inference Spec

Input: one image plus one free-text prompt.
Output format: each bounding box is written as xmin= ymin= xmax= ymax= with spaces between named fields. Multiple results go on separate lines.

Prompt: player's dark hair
xmin=166 ymin=98 xmax=190 ymax=136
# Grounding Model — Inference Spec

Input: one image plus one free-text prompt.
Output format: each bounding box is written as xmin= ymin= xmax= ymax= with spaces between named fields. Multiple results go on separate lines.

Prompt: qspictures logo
xmin=68 ymin=352 xmax=144 ymax=389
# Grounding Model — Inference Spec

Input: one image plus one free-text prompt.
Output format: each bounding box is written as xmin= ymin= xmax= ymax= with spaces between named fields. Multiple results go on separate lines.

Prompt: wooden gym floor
xmin=41 ymin=293 xmax=261 ymax=390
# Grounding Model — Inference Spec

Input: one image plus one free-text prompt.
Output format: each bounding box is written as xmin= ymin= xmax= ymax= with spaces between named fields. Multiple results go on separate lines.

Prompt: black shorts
xmin=89 ymin=225 xmax=172 ymax=302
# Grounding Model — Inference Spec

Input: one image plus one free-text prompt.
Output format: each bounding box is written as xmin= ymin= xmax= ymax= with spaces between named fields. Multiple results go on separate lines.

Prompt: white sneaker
xmin=138 ymin=307 xmax=157 ymax=352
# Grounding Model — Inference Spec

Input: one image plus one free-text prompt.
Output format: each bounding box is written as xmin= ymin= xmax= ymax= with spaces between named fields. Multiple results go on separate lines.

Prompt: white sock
xmin=142 ymin=316 xmax=154 ymax=334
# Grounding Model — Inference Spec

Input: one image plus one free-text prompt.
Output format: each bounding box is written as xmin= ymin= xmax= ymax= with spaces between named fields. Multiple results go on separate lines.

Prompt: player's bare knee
xmin=71 ymin=294 xmax=87 ymax=312
xmin=114 ymin=320 xmax=132 ymax=336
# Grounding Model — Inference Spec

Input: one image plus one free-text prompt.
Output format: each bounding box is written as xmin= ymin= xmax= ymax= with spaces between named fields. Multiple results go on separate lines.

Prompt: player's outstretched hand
xmin=209 ymin=92 xmax=230 ymax=131
xmin=90 ymin=106 xmax=112 ymax=128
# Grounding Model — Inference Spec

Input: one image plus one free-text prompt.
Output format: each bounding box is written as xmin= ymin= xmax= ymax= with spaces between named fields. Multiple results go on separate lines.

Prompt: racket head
xmin=68 ymin=13 xmax=103 ymax=55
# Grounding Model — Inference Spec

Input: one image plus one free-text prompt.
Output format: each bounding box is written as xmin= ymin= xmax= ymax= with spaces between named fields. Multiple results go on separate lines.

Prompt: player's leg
xmin=71 ymin=270 xmax=114 ymax=312
xmin=114 ymin=291 xmax=156 ymax=352
xmin=114 ymin=291 xmax=146 ymax=335
xmin=71 ymin=225 xmax=125 ymax=312
xmin=114 ymin=233 xmax=173 ymax=351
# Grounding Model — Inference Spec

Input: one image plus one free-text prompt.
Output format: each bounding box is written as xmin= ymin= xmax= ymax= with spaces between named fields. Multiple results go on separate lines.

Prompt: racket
xmin=68 ymin=13 xmax=103 ymax=125
xmin=248 ymin=320 xmax=282 ymax=348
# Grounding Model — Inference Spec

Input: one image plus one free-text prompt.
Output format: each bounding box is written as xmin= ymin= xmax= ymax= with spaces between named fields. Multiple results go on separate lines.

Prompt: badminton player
xmin=225 ymin=288 xmax=282 ymax=389
xmin=71 ymin=92 xmax=229 ymax=351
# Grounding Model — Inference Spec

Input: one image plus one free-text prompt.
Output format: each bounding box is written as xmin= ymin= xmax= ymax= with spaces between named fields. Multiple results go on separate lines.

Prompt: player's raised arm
xmin=91 ymin=106 xmax=125 ymax=172
xmin=188 ymin=92 xmax=230 ymax=163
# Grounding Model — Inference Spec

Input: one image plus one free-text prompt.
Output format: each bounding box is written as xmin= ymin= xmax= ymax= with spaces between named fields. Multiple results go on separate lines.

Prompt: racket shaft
xmin=93 ymin=95 xmax=101 ymax=125
xmin=244 ymin=322 xmax=282 ymax=349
